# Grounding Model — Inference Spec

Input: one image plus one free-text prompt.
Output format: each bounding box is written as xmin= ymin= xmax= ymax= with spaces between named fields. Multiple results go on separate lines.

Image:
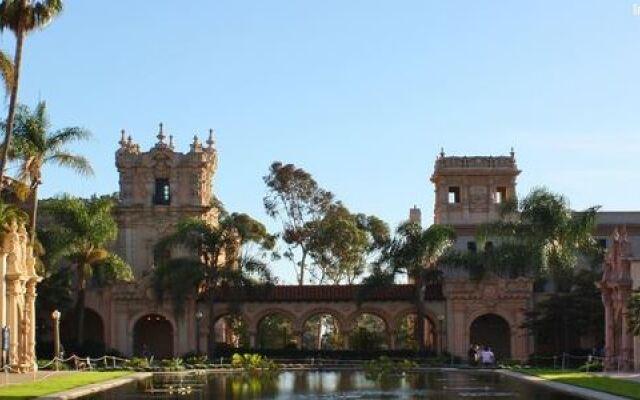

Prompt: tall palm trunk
xmin=0 ymin=6 xmax=25 ymax=188
xmin=207 ymin=298 xmax=216 ymax=359
xmin=29 ymin=183 xmax=38 ymax=243
xmin=76 ymin=264 xmax=86 ymax=347
xmin=414 ymin=271 xmax=426 ymax=352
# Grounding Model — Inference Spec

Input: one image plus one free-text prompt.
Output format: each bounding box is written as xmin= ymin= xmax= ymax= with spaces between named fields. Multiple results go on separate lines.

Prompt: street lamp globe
xmin=51 ymin=310 xmax=61 ymax=320
xmin=195 ymin=310 xmax=204 ymax=320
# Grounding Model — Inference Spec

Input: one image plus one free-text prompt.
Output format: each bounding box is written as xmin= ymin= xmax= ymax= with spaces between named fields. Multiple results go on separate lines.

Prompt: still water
xmin=86 ymin=370 xmax=583 ymax=400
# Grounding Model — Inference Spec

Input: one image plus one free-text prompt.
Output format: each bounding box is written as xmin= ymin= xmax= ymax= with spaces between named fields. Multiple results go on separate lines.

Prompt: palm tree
xmin=41 ymin=195 xmax=131 ymax=347
xmin=0 ymin=0 xmax=63 ymax=187
xmin=478 ymin=187 xmax=601 ymax=290
xmin=8 ymin=101 xmax=92 ymax=242
xmin=154 ymin=212 xmax=275 ymax=358
xmin=363 ymin=222 xmax=455 ymax=352
xmin=0 ymin=198 xmax=26 ymax=227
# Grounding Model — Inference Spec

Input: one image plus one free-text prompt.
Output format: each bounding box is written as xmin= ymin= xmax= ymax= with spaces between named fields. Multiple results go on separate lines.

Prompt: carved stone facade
xmin=86 ymin=124 xmax=219 ymax=356
xmin=600 ymin=227 xmax=640 ymax=371
xmin=444 ymin=277 xmax=533 ymax=360
xmin=0 ymin=221 xmax=41 ymax=372
xmin=431 ymin=150 xmax=520 ymax=226
xmin=432 ymin=151 xmax=533 ymax=360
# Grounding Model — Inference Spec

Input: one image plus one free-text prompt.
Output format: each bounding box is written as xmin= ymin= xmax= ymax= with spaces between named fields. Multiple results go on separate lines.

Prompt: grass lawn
xmin=514 ymin=368 xmax=640 ymax=399
xmin=0 ymin=371 xmax=132 ymax=400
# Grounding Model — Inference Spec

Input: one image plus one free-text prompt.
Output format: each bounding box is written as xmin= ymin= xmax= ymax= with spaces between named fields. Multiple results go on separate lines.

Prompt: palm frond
xmin=45 ymin=152 xmax=94 ymax=176
xmin=0 ymin=49 xmax=13 ymax=95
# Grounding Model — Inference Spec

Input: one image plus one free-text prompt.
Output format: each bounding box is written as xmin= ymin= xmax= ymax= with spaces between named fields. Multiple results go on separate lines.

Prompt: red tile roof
xmin=211 ymin=283 xmax=444 ymax=302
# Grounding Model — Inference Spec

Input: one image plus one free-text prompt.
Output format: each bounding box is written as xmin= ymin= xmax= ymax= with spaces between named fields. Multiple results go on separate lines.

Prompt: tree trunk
xmin=0 ymin=8 xmax=25 ymax=189
xmin=76 ymin=265 xmax=86 ymax=348
xmin=415 ymin=271 xmax=426 ymax=353
xmin=207 ymin=298 xmax=216 ymax=360
xmin=298 ymin=250 xmax=307 ymax=285
xmin=29 ymin=182 xmax=39 ymax=243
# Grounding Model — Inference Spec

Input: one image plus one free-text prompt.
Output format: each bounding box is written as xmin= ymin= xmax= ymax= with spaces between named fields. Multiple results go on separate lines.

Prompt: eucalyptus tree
xmin=41 ymin=195 xmax=132 ymax=346
xmin=7 ymin=101 xmax=93 ymax=242
xmin=0 ymin=0 xmax=63 ymax=186
xmin=307 ymin=204 xmax=390 ymax=284
xmin=154 ymin=212 xmax=276 ymax=358
xmin=263 ymin=161 xmax=333 ymax=285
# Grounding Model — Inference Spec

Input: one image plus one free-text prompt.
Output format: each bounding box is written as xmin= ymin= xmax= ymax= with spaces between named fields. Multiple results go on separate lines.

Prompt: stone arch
xmin=393 ymin=307 xmax=439 ymax=351
xmin=347 ymin=310 xmax=391 ymax=351
xmin=250 ymin=308 xmax=299 ymax=333
xmin=469 ymin=313 xmax=511 ymax=360
xmin=212 ymin=312 xmax=249 ymax=348
xmin=297 ymin=308 xmax=346 ymax=333
xmin=60 ymin=307 xmax=105 ymax=346
xmin=254 ymin=309 xmax=297 ymax=349
xmin=299 ymin=308 xmax=345 ymax=350
xmin=345 ymin=308 xmax=392 ymax=333
xmin=132 ymin=313 xmax=174 ymax=359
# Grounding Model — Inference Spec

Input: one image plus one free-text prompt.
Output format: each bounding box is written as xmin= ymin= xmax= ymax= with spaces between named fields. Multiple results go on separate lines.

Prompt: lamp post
xmin=195 ymin=310 xmax=203 ymax=355
xmin=51 ymin=310 xmax=61 ymax=370
xmin=437 ymin=314 xmax=445 ymax=355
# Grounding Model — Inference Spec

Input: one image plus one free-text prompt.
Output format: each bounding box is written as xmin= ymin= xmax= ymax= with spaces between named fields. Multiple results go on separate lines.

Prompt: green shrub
xmin=579 ymin=359 xmax=603 ymax=372
xmin=159 ymin=358 xmax=185 ymax=371
xmin=123 ymin=357 xmax=149 ymax=370
xmin=365 ymin=356 xmax=417 ymax=379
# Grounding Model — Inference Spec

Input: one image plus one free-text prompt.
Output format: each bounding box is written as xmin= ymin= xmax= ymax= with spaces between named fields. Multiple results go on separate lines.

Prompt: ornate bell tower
xmin=430 ymin=149 xmax=520 ymax=226
xmin=114 ymin=123 xmax=219 ymax=277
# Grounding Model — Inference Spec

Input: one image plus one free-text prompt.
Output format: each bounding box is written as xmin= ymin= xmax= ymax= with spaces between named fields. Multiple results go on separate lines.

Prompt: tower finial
xmin=510 ymin=147 xmax=515 ymax=158
xmin=119 ymin=129 xmax=126 ymax=146
xmin=440 ymin=147 xmax=445 ymax=158
xmin=206 ymin=128 xmax=215 ymax=147
xmin=169 ymin=134 xmax=174 ymax=149
xmin=157 ymin=122 xmax=166 ymax=144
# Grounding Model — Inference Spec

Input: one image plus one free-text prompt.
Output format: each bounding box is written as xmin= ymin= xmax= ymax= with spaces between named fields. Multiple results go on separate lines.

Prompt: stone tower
xmin=430 ymin=149 xmax=520 ymax=226
xmin=114 ymin=124 xmax=218 ymax=277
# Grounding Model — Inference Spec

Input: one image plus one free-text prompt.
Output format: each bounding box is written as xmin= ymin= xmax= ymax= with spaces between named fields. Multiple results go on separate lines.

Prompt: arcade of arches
xmin=83 ymin=278 xmax=533 ymax=360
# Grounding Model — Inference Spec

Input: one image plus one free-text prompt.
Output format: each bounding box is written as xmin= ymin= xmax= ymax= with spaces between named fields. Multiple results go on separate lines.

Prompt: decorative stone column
xmin=0 ymin=221 xmax=40 ymax=373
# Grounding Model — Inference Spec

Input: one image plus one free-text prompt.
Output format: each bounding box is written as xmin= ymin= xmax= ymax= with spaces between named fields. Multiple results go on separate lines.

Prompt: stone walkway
xmin=595 ymin=371 xmax=640 ymax=383
xmin=0 ymin=371 xmax=77 ymax=387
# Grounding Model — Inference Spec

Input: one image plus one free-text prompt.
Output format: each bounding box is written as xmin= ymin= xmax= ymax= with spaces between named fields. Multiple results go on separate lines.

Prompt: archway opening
xmin=396 ymin=313 xmax=437 ymax=351
xmin=60 ymin=308 xmax=105 ymax=344
xmin=470 ymin=313 xmax=511 ymax=360
xmin=349 ymin=313 xmax=388 ymax=351
xmin=214 ymin=314 xmax=249 ymax=349
xmin=133 ymin=314 xmax=173 ymax=359
xmin=257 ymin=313 xmax=295 ymax=349
xmin=302 ymin=313 xmax=341 ymax=350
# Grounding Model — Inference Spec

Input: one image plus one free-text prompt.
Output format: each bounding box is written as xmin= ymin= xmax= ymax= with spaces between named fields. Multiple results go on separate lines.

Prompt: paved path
xmin=498 ymin=370 xmax=632 ymax=400
xmin=0 ymin=371 xmax=77 ymax=387
xmin=37 ymin=372 xmax=151 ymax=400
xmin=595 ymin=372 xmax=640 ymax=383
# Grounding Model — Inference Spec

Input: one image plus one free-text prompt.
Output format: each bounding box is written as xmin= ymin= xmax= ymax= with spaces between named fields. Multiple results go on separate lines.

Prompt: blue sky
xmin=3 ymin=1 xmax=640 ymax=282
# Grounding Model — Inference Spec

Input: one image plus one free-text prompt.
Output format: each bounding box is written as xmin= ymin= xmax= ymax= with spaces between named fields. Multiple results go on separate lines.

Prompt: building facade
xmin=77 ymin=133 xmax=637 ymax=364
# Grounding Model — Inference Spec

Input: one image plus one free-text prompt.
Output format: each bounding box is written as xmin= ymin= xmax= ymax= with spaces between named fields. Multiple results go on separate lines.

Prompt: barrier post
xmin=561 ymin=353 xmax=566 ymax=370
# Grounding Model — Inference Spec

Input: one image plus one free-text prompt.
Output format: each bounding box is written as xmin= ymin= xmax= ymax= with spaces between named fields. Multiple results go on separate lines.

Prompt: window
xmin=448 ymin=187 xmax=461 ymax=204
xmin=467 ymin=241 xmax=477 ymax=253
xmin=485 ymin=241 xmax=494 ymax=252
xmin=154 ymin=178 xmax=171 ymax=205
xmin=495 ymin=187 xmax=507 ymax=204
xmin=598 ymin=239 xmax=607 ymax=249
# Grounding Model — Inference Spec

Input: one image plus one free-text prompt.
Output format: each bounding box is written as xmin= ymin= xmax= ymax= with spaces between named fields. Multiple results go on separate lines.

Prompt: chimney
xmin=409 ymin=205 xmax=422 ymax=225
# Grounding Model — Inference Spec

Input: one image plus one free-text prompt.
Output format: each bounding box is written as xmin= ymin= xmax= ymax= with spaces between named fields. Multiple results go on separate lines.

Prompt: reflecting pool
xmin=85 ymin=370 xmax=583 ymax=399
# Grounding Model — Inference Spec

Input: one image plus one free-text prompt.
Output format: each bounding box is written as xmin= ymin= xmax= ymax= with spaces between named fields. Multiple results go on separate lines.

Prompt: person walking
xmin=480 ymin=346 xmax=494 ymax=368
